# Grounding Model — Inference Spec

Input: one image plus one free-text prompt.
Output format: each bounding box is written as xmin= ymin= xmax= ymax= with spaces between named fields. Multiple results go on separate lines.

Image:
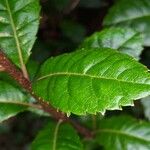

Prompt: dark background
xmin=0 ymin=0 xmax=149 ymax=149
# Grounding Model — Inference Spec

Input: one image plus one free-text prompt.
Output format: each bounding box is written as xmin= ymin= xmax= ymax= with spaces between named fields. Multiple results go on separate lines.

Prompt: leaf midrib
xmin=0 ymin=100 xmax=41 ymax=109
xmin=5 ymin=0 xmax=26 ymax=73
xmin=97 ymin=128 xmax=150 ymax=143
xmin=37 ymin=72 xmax=150 ymax=86
xmin=52 ymin=120 xmax=62 ymax=150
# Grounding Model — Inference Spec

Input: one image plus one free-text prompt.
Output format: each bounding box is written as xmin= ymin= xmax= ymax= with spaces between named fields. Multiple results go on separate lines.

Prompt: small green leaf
xmin=80 ymin=27 xmax=143 ymax=59
xmin=26 ymin=60 xmax=39 ymax=80
xmin=141 ymin=96 xmax=150 ymax=121
xmin=33 ymin=48 xmax=150 ymax=115
xmin=103 ymin=0 xmax=150 ymax=46
xmin=96 ymin=115 xmax=150 ymax=150
xmin=0 ymin=80 xmax=29 ymax=122
xmin=0 ymin=0 xmax=40 ymax=68
xmin=0 ymin=103 xmax=26 ymax=122
xmin=32 ymin=121 xmax=83 ymax=150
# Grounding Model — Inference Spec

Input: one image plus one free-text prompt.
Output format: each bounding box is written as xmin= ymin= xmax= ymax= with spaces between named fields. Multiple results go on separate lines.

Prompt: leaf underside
xmin=96 ymin=116 xmax=150 ymax=150
xmin=33 ymin=48 xmax=150 ymax=115
xmin=0 ymin=0 xmax=40 ymax=67
xmin=32 ymin=121 xmax=83 ymax=150
xmin=80 ymin=27 xmax=143 ymax=59
xmin=103 ymin=0 xmax=150 ymax=46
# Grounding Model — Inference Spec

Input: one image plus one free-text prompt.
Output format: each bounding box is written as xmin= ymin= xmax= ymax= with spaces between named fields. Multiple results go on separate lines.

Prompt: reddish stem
xmin=0 ymin=50 xmax=93 ymax=139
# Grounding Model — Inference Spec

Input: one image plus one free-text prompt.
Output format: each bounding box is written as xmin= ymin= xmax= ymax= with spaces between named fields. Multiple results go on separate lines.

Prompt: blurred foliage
xmin=0 ymin=0 xmax=150 ymax=149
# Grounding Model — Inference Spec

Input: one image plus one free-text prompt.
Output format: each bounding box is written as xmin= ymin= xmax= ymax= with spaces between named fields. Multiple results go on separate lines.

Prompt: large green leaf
xmin=103 ymin=0 xmax=150 ymax=46
xmin=80 ymin=27 xmax=143 ymax=59
xmin=32 ymin=121 xmax=83 ymax=150
xmin=0 ymin=80 xmax=29 ymax=122
xmin=33 ymin=48 xmax=150 ymax=115
xmin=0 ymin=0 xmax=40 ymax=68
xmin=96 ymin=116 xmax=150 ymax=150
xmin=141 ymin=96 xmax=150 ymax=121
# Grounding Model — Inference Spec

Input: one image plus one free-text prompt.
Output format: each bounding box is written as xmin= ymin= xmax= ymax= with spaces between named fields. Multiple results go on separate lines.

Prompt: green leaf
xmin=32 ymin=121 xmax=83 ymax=150
xmin=103 ymin=0 xmax=150 ymax=46
xmin=0 ymin=69 xmax=44 ymax=120
xmin=0 ymin=0 xmax=40 ymax=68
xmin=141 ymin=96 xmax=150 ymax=121
xmin=26 ymin=60 xmax=39 ymax=80
xmin=0 ymin=80 xmax=29 ymax=122
xmin=0 ymin=103 xmax=26 ymax=122
xmin=33 ymin=48 xmax=150 ymax=115
xmin=96 ymin=115 xmax=150 ymax=150
xmin=0 ymin=71 xmax=43 ymax=118
xmin=0 ymin=72 xmax=20 ymax=88
xmin=80 ymin=27 xmax=143 ymax=59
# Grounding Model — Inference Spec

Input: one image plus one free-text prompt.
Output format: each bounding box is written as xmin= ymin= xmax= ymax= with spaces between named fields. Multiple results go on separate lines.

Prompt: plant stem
xmin=0 ymin=50 xmax=93 ymax=139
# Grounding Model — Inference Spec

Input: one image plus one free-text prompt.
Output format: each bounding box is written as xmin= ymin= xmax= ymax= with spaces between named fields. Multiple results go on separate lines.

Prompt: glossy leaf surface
xmin=96 ymin=116 xmax=150 ymax=150
xmin=0 ymin=0 xmax=40 ymax=67
xmin=80 ymin=27 xmax=143 ymax=59
xmin=32 ymin=121 xmax=83 ymax=150
xmin=0 ymin=80 xmax=28 ymax=122
xmin=33 ymin=48 xmax=150 ymax=115
xmin=103 ymin=0 xmax=150 ymax=46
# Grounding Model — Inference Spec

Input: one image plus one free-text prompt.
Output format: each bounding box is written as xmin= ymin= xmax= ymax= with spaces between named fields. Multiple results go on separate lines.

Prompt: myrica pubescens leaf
xmin=80 ymin=27 xmax=143 ymax=59
xmin=32 ymin=121 xmax=83 ymax=150
xmin=0 ymin=0 xmax=40 ymax=68
xmin=33 ymin=48 xmax=150 ymax=115
xmin=96 ymin=116 xmax=150 ymax=150
xmin=103 ymin=0 xmax=150 ymax=46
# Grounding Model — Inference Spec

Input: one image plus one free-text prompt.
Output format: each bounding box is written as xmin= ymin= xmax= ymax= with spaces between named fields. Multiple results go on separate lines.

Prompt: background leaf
xmin=103 ymin=0 xmax=150 ymax=46
xmin=26 ymin=60 xmax=39 ymax=80
xmin=33 ymin=48 xmax=150 ymax=115
xmin=80 ymin=27 xmax=143 ymax=59
xmin=32 ymin=121 xmax=83 ymax=150
xmin=60 ymin=20 xmax=86 ymax=44
xmin=0 ymin=63 xmax=43 ymax=120
xmin=96 ymin=115 xmax=150 ymax=150
xmin=141 ymin=96 xmax=150 ymax=121
xmin=79 ymin=0 xmax=106 ymax=8
xmin=0 ymin=0 xmax=40 ymax=68
xmin=0 ymin=80 xmax=29 ymax=122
